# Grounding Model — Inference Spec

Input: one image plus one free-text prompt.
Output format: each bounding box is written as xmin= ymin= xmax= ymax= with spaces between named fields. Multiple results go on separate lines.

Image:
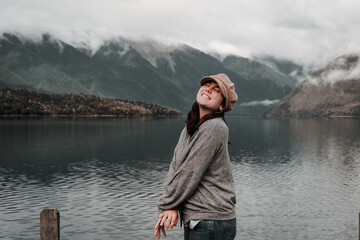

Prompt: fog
xmin=1 ymin=0 xmax=360 ymax=67
xmin=308 ymin=54 xmax=360 ymax=85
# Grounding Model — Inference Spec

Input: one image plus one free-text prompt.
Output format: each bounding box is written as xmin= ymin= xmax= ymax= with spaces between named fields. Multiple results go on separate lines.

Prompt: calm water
xmin=0 ymin=117 xmax=359 ymax=240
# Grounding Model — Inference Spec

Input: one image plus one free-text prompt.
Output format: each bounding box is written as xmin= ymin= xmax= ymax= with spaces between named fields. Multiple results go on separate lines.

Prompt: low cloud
xmin=1 ymin=0 xmax=360 ymax=67
xmin=240 ymin=99 xmax=280 ymax=106
xmin=308 ymin=54 xmax=360 ymax=85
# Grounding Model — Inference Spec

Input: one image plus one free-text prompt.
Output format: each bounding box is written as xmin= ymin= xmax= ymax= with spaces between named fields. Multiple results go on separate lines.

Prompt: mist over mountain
xmin=0 ymin=32 xmax=305 ymax=115
xmin=253 ymin=55 xmax=314 ymax=83
xmin=222 ymin=55 xmax=296 ymax=99
xmin=265 ymin=54 xmax=360 ymax=118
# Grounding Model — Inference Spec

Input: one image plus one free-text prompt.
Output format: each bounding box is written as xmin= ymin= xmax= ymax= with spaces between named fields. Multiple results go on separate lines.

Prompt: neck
xmin=199 ymin=106 xmax=213 ymax=119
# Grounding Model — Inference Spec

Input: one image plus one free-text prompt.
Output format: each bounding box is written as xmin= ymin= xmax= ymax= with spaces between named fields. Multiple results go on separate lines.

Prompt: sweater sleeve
xmin=157 ymin=119 xmax=228 ymax=212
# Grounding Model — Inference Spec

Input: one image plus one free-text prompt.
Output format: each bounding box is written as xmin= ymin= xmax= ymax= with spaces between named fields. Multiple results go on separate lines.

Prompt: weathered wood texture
xmin=40 ymin=208 xmax=60 ymax=240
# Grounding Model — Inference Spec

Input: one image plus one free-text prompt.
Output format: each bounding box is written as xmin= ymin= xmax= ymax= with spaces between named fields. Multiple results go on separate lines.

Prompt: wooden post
xmin=40 ymin=208 xmax=60 ymax=240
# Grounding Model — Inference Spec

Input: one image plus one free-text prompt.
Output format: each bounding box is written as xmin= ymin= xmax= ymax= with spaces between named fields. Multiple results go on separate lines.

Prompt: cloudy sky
xmin=1 ymin=0 xmax=360 ymax=67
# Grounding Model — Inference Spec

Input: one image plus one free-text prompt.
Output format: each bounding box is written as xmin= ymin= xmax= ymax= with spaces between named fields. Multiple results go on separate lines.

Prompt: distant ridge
xmin=265 ymin=54 xmax=360 ymax=118
xmin=0 ymin=88 xmax=181 ymax=117
xmin=0 ymin=32 xmax=304 ymax=116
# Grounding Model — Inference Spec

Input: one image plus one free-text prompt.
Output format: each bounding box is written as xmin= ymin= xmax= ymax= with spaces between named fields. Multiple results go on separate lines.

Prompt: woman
xmin=154 ymin=73 xmax=238 ymax=240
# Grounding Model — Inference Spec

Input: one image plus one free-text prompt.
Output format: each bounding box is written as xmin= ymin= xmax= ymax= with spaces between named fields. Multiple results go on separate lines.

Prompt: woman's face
xmin=196 ymin=80 xmax=224 ymax=112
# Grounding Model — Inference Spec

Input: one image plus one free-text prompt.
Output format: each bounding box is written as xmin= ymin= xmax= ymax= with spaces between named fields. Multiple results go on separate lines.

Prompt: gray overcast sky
xmin=1 ymin=0 xmax=360 ymax=67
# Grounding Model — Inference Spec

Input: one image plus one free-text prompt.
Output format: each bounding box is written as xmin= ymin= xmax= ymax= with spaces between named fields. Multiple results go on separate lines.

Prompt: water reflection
xmin=288 ymin=118 xmax=360 ymax=171
xmin=0 ymin=117 xmax=359 ymax=240
xmin=227 ymin=117 xmax=360 ymax=240
xmin=0 ymin=117 xmax=185 ymax=172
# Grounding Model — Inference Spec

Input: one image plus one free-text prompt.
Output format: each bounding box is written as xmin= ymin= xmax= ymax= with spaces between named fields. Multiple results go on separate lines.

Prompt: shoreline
xmin=264 ymin=115 xmax=360 ymax=119
xmin=0 ymin=114 xmax=182 ymax=118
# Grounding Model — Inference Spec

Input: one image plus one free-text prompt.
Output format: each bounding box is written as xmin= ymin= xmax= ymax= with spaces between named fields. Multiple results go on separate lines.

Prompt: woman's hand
xmin=154 ymin=212 xmax=166 ymax=239
xmin=154 ymin=210 xmax=178 ymax=239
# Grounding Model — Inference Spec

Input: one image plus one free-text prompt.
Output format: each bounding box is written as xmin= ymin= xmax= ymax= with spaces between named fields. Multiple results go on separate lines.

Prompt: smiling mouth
xmin=201 ymin=93 xmax=211 ymax=100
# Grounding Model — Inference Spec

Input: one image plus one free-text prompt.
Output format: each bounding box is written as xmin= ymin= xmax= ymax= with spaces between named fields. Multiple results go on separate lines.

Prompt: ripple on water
xmin=1 ymin=118 xmax=360 ymax=239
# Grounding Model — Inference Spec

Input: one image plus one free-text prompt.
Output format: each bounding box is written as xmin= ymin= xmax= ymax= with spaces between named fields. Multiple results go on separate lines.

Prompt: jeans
xmin=184 ymin=218 xmax=236 ymax=240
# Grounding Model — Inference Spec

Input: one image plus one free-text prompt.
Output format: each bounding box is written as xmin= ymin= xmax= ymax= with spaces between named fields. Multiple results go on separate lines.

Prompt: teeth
xmin=202 ymin=94 xmax=210 ymax=99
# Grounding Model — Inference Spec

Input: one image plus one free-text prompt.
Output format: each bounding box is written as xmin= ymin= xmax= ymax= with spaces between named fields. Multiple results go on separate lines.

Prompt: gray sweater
xmin=158 ymin=118 xmax=236 ymax=225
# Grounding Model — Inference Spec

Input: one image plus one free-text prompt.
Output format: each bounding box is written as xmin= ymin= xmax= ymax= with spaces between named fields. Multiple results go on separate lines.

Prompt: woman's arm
xmin=154 ymin=119 xmax=228 ymax=239
xmin=158 ymin=119 xmax=228 ymax=212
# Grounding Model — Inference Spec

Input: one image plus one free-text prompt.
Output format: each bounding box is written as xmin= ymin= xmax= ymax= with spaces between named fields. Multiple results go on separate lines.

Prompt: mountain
xmin=0 ymin=32 xmax=303 ymax=115
xmin=0 ymin=33 xmax=91 ymax=93
xmin=222 ymin=55 xmax=296 ymax=100
xmin=0 ymin=33 xmax=184 ymax=110
xmin=265 ymin=54 xmax=360 ymax=118
xmin=254 ymin=54 xmax=312 ymax=83
xmin=222 ymin=55 xmax=311 ymax=116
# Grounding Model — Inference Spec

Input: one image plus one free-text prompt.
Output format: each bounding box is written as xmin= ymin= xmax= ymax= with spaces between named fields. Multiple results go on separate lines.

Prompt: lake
xmin=0 ymin=116 xmax=359 ymax=240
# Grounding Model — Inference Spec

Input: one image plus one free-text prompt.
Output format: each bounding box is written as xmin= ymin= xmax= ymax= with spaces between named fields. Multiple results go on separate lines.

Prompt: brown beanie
xmin=200 ymin=73 xmax=238 ymax=112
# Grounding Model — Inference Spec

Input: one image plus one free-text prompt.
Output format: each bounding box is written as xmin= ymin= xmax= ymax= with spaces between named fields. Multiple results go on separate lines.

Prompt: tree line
xmin=0 ymin=88 xmax=182 ymax=117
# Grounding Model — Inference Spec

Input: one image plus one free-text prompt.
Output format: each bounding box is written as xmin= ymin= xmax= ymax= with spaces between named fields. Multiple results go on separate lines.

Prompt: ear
xmin=219 ymin=105 xmax=224 ymax=111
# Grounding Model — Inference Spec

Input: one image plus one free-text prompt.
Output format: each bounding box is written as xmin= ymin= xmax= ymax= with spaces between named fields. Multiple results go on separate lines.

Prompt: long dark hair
xmin=185 ymin=98 xmax=228 ymax=137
